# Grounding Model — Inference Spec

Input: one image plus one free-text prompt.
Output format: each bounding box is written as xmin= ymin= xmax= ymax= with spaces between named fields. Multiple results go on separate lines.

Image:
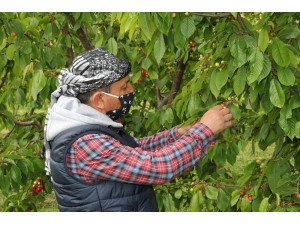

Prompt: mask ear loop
xmin=101 ymin=92 xmax=119 ymax=98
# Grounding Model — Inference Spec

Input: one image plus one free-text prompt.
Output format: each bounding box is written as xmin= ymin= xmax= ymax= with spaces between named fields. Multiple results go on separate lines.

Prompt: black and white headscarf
xmin=42 ymin=48 xmax=131 ymax=178
xmin=52 ymin=48 xmax=131 ymax=103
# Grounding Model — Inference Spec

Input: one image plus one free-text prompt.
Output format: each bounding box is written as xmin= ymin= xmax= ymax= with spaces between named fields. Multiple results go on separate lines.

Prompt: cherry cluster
xmin=136 ymin=70 xmax=149 ymax=84
xmin=240 ymin=186 xmax=253 ymax=202
xmin=141 ymin=69 xmax=148 ymax=77
xmin=31 ymin=177 xmax=44 ymax=194
xmin=188 ymin=41 xmax=196 ymax=48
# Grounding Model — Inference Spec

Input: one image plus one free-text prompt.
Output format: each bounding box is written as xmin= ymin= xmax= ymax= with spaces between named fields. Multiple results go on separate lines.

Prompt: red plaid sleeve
xmin=66 ymin=122 xmax=215 ymax=185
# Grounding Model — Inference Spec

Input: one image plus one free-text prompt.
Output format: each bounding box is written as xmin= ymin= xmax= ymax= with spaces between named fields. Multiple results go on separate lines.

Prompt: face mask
xmin=102 ymin=91 xmax=135 ymax=120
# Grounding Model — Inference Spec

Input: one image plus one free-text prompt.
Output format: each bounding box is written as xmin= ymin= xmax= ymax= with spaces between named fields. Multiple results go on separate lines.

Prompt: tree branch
xmin=157 ymin=58 xmax=186 ymax=110
xmin=194 ymin=12 xmax=232 ymax=18
xmin=0 ymin=112 xmax=43 ymax=131
xmin=0 ymin=67 xmax=9 ymax=91
xmin=237 ymin=12 xmax=246 ymax=30
xmin=12 ymin=119 xmax=43 ymax=131
xmin=64 ymin=12 xmax=93 ymax=51
xmin=63 ymin=23 xmax=75 ymax=64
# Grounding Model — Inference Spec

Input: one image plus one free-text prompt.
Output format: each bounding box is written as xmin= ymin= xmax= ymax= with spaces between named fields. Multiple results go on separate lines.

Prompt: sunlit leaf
xmin=259 ymin=198 xmax=269 ymax=212
xmin=205 ymin=186 xmax=218 ymax=200
xmin=277 ymin=66 xmax=295 ymax=86
xmin=247 ymin=47 xmax=264 ymax=84
xmin=153 ymin=33 xmax=166 ymax=65
xmin=190 ymin=191 xmax=204 ymax=212
xmin=180 ymin=17 xmax=195 ymax=39
xmin=258 ymin=29 xmax=269 ymax=52
xmin=272 ymin=37 xmax=290 ymax=67
xmin=269 ymin=79 xmax=285 ymax=108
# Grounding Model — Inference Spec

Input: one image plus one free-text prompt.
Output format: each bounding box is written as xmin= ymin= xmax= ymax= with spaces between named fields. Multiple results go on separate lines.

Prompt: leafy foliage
xmin=1 ymin=12 xmax=300 ymax=211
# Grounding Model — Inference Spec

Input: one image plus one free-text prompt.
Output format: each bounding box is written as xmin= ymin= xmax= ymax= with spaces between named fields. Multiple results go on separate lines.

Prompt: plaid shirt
xmin=66 ymin=122 xmax=215 ymax=185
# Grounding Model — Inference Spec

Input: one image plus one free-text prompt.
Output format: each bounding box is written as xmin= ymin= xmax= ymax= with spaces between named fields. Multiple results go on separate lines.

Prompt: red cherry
xmin=244 ymin=186 xmax=250 ymax=191
xmin=295 ymin=193 xmax=300 ymax=198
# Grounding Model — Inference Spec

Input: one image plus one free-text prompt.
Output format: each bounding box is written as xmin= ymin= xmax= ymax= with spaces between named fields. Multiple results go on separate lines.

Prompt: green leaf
xmin=22 ymin=40 xmax=32 ymax=54
xmin=227 ymin=142 xmax=239 ymax=165
xmin=233 ymin=66 xmax=246 ymax=96
xmin=139 ymin=13 xmax=155 ymax=41
xmin=44 ymin=47 xmax=53 ymax=64
xmin=259 ymin=198 xmax=269 ymax=212
xmin=277 ymin=24 xmax=300 ymax=39
xmin=15 ymin=88 xmax=26 ymax=104
xmin=265 ymin=161 xmax=280 ymax=193
xmin=215 ymin=68 xmax=229 ymax=90
xmin=44 ymin=23 xmax=52 ymax=39
xmin=11 ymin=164 xmax=22 ymax=184
xmin=272 ymin=37 xmax=290 ymax=67
xmin=190 ymin=191 xmax=204 ymax=212
xmin=6 ymin=44 xmax=14 ymax=60
xmin=153 ymin=13 xmax=169 ymax=35
xmin=187 ymin=94 xmax=201 ymax=117
xmin=153 ymin=33 xmax=166 ymax=65
xmin=180 ymin=17 xmax=195 ymax=39
xmin=107 ymin=37 xmax=118 ymax=55
xmin=216 ymin=188 xmax=229 ymax=211
xmin=30 ymin=17 xmax=39 ymax=28
xmin=0 ymin=172 xmax=10 ymax=197
xmin=258 ymin=29 xmax=269 ymax=52
xmin=23 ymin=158 xmax=34 ymax=172
xmin=148 ymin=70 xmax=158 ymax=80
xmin=261 ymin=93 xmax=274 ymax=113
xmin=12 ymin=19 xmax=24 ymax=38
xmin=278 ymin=117 xmax=297 ymax=139
xmin=174 ymin=189 xmax=182 ymax=199
xmin=192 ymin=70 xmax=206 ymax=94
xmin=228 ymin=104 xmax=241 ymax=120
xmin=174 ymin=26 xmax=186 ymax=49
xmin=277 ymin=66 xmax=295 ymax=86
xmin=155 ymin=192 xmax=163 ymax=211
xmin=269 ymin=79 xmax=285 ymax=108
xmin=257 ymin=54 xmax=271 ymax=83
xmin=231 ymin=12 xmax=238 ymax=19
xmin=247 ymin=47 xmax=264 ymax=84
xmin=17 ymin=160 xmax=28 ymax=175
xmin=120 ymin=13 xmax=136 ymax=34
xmin=205 ymin=185 xmax=218 ymax=200
xmin=240 ymin=197 xmax=251 ymax=212
xmin=0 ymin=27 xmax=4 ymax=46
xmin=230 ymin=35 xmax=247 ymax=68
xmin=295 ymin=121 xmax=300 ymax=139
xmin=31 ymin=69 xmax=47 ymax=100
xmin=165 ymin=108 xmax=174 ymax=124
xmin=231 ymin=190 xmax=240 ymax=206
xmin=162 ymin=193 xmax=175 ymax=212
xmin=209 ymin=69 xmax=220 ymax=98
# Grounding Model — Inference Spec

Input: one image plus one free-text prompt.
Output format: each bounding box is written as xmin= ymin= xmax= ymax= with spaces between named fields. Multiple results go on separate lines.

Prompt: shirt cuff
xmin=191 ymin=122 xmax=216 ymax=146
xmin=174 ymin=122 xmax=215 ymax=146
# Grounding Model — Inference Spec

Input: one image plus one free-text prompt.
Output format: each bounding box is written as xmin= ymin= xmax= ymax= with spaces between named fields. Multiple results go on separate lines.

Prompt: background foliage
xmin=1 ymin=12 xmax=300 ymax=212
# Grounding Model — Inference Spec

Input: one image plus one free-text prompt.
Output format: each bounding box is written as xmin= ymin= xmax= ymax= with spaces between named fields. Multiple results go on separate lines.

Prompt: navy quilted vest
xmin=50 ymin=124 xmax=158 ymax=212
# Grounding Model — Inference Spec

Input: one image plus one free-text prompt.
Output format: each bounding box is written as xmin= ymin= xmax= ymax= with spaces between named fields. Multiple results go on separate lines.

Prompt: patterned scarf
xmin=42 ymin=48 xmax=131 ymax=178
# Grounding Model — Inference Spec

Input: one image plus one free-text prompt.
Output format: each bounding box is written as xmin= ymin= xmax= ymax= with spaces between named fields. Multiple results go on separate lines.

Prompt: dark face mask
xmin=102 ymin=91 xmax=135 ymax=120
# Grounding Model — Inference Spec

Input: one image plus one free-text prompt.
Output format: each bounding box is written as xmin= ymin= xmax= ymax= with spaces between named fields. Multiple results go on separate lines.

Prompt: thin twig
xmin=194 ymin=13 xmax=232 ymax=18
xmin=13 ymin=119 xmax=43 ymax=131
